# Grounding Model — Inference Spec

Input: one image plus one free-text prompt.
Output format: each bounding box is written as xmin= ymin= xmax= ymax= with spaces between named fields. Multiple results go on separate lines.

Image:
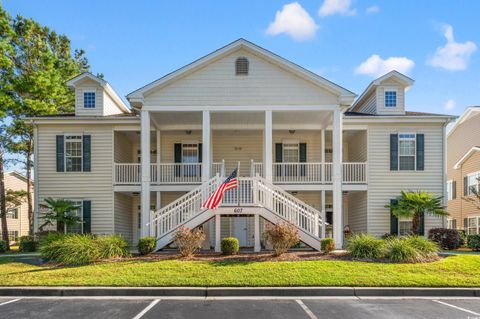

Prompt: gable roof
xmin=447 ymin=106 xmax=480 ymax=138
xmin=5 ymin=171 xmax=33 ymax=184
xmin=350 ymin=70 xmax=414 ymax=111
xmin=67 ymin=72 xmax=131 ymax=113
xmin=454 ymin=146 xmax=480 ymax=169
xmin=127 ymin=38 xmax=356 ymax=106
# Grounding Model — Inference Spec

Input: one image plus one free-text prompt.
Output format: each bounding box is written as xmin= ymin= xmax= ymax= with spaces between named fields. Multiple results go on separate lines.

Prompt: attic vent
xmin=235 ymin=57 xmax=249 ymax=75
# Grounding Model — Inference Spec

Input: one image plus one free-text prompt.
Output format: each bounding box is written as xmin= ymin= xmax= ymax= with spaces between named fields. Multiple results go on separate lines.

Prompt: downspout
xmin=442 ymin=122 xmax=447 ymax=228
xmin=31 ymin=121 xmax=40 ymax=234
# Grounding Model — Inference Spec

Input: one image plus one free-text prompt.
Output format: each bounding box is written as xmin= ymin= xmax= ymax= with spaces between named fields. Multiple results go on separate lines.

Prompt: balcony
xmin=251 ymin=162 xmax=367 ymax=184
xmin=114 ymin=162 xmax=224 ymax=185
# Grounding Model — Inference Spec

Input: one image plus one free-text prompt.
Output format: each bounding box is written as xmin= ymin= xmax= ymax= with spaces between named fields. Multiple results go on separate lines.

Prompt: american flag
xmin=202 ymin=169 xmax=238 ymax=210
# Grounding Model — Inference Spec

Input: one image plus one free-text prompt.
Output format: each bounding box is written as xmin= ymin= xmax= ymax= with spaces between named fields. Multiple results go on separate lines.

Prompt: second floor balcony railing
xmin=114 ymin=162 xmax=224 ymax=185
xmin=251 ymin=162 xmax=367 ymax=184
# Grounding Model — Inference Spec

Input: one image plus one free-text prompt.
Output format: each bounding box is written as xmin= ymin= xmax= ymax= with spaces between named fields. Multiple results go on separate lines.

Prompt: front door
xmin=233 ymin=217 xmax=248 ymax=247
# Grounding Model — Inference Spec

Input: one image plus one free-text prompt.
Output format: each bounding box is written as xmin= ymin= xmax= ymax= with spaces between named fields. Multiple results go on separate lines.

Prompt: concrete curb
xmin=0 ymin=287 xmax=479 ymax=297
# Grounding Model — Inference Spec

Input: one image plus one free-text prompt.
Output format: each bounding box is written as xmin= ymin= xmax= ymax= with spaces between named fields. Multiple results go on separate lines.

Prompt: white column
xmin=140 ymin=110 xmax=151 ymax=237
xmin=254 ymin=214 xmax=261 ymax=252
xmin=320 ymin=129 xmax=326 ymax=239
xmin=264 ymin=110 xmax=273 ymax=181
xmin=156 ymin=130 xmax=161 ymax=183
xmin=215 ymin=214 xmax=221 ymax=252
xmin=202 ymin=111 xmax=211 ymax=182
xmin=33 ymin=124 xmax=40 ymax=234
xmin=332 ymin=108 xmax=343 ymax=248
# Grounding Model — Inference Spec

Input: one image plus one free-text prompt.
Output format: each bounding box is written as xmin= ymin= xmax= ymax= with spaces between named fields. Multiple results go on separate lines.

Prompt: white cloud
xmin=266 ymin=2 xmax=319 ymax=41
xmin=366 ymin=5 xmax=380 ymax=14
xmin=355 ymin=54 xmax=415 ymax=77
xmin=318 ymin=0 xmax=356 ymax=17
xmin=444 ymin=99 xmax=456 ymax=111
xmin=428 ymin=24 xmax=477 ymax=71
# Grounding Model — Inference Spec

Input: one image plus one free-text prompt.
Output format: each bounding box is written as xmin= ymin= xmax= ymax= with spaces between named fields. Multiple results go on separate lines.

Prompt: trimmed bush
xmin=403 ymin=236 xmax=438 ymax=258
xmin=428 ymin=228 xmax=461 ymax=250
xmin=385 ymin=238 xmax=419 ymax=263
xmin=467 ymin=234 xmax=480 ymax=251
xmin=263 ymin=222 xmax=300 ymax=256
xmin=137 ymin=237 xmax=156 ymax=255
xmin=346 ymin=233 xmax=385 ymax=259
xmin=458 ymin=230 xmax=467 ymax=246
xmin=221 ymin=237 xmax=239 ymax=255
xmin=321 ymin=238 xmax=335 ymax=254
xmin=0 ymin=240 xmax=6 ymax=253
xmin=41 ymin=234 xmax=100 ymax=265
xmin=97 ymin=235 xmax=130 ymax=259
xmin=173 ymin=227 xmax=205 ymax=257
xmin=19 ymin=236 xmax=37 ymax=252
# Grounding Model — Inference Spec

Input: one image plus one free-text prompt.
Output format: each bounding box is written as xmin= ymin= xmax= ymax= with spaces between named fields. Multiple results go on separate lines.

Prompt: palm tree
xmin=386 ymin=190 xmax=447 ymax=235
xmin=39 ymin=198 xmax=82 ymax=233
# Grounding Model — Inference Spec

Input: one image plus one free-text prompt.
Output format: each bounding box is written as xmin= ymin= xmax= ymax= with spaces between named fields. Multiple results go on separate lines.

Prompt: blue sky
xmin=4 ymin=0 xmax=480 ymax=116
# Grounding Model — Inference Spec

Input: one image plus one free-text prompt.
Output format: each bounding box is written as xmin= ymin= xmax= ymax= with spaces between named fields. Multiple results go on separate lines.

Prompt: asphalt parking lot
xmin=0 ymin=297 xmax=480 ymax=319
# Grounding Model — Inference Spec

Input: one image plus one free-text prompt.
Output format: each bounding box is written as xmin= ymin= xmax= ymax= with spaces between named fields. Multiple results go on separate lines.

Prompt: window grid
xmin=447 ymin=180 xmax=453 ymax=201
xmin=0 ymin=231 xmax=18 ymax=242
xmin=467 ymin=172 xmax=480 ymax=195
xmin=6 ymin=207 xmax=19 ymax=219
xmin=398 ymin=133 xmax=416 ymax=171
xmin=447 ymin=219 xmax=457 ymax=230
xmin=399 ymin=220 xmax=413 ymax=236
xmin=182 ymin=143 xmax=199 ymax=177
xmin=467 ymin=216 xmax=479 ymax=235
xmin=65 ymin=135 xmax=83 ymax=172
xmin=83 ymin=92 xmax=96 ymax=108
xmin=65 ymin=200 xmax=83 ymax=234
xmin=385 ymin=91 xmax=397 ymax=107
xmin=283 ymin=143 xmax=300 ymax=163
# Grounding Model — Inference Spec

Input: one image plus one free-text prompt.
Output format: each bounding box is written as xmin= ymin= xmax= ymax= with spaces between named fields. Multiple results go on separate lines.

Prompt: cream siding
xmin=143 ymin=49 xmax=339 ymax=106
xmin=114 ymin=132 xmax=134 ymax=163
xmin=103 ymin=91 xmax=125 ymax=116
xmin=345 ymin=131 xmax=367 ymax=162
xmin=36 ymin=124 xmax=115 ymax=234
xmin=114 ymin=192 xmax=133 ymax=243
xmin=367 ymin=123 xmax=445 ymax=236
xmin=1 ymin=173 xmax=31 ymax=239
xmin=375 ymin=78 xmax=406 ymax=115
xmin=347 ymin=191 xmax=368 ymax=233
xmin=75 ymin=78 xmax=105 ymax=117
xmin=356 ymin=91 xmax=376 ymax=114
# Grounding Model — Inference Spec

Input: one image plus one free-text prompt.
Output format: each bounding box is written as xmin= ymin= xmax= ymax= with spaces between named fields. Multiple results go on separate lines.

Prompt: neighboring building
xmin=1 ymin=171 xmax=31 ymax=243
xmin=447 ymin=106 xmax=480 ymax=234
xmin=30 ymin=39 xmax=454 ymax=250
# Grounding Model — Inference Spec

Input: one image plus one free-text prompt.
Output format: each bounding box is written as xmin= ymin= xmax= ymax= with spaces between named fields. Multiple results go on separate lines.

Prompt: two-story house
xmin=1 ymin=171 xmax=32 ymax=243
xmin=447 ymin=106 xmax=480 ymax=234
xmin=30 ymin=39 xmax=454 ymax=250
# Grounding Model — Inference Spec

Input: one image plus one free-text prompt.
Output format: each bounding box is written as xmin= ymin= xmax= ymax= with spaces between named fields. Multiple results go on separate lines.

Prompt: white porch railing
xmin=250 ymin=162 xmax=366 ymax=184
xmin=150 ymin=176 xmax=325 ymax=248
xmin=114 ymin=161 xmax=226 ymax=185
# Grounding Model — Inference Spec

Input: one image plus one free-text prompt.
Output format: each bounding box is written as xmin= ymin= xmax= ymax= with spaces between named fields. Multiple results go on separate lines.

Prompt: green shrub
xmin=19 ymin=236 xmax=37 ymax=252
xmin=346 ymin=233 xmax=385 ymax=259
xmin=467 ymin=234 xmax=480 ymax=251
xmin=221 ymin=237 xmax=239 ymax=255
xmin=403 ymin=236 xmax=438 ymax=258
xmin=39 ymin=232 xmax=65 ymax=248
xmin=41 ymin=234 xmax=100 ymax=265
xmin=137 ymin=237 xmax=156 ymax=255
xmin=0 ymin=240 xmax=6 ymax=253
xmin=320 ymin=238 xmax=335 ymax=253
xmin=385 ymin=238 xmax=419 ymax=263
xmin=97 ymin=235 xmax=130 ymax=259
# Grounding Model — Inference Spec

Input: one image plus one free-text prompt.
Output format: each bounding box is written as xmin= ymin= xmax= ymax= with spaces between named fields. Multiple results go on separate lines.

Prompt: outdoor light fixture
xmin=289 ymin=130 xmax=295 ymax=134
xmin=185 ymin=130 xmax=192 ymax=135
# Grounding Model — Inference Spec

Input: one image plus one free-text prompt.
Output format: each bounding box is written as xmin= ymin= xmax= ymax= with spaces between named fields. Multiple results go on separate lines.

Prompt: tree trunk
xmin=411 ymin=212 xmax=420 ymax=235
xmin=0 ymin=144 xmax=10 ymax=250
xmin=26 ymin=138 xmax=33 ymax=235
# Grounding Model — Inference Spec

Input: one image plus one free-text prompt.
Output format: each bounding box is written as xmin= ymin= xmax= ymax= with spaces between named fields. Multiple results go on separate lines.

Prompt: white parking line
xmin=295 ymin=299 xmax=318 ymax=319
xmin=433 ymin=300 xmax=480 ymax=316
xmin=0 ymin=299 xmax=21 ymax=306
xmin=132 ymin=299 xmax=160 ymax=319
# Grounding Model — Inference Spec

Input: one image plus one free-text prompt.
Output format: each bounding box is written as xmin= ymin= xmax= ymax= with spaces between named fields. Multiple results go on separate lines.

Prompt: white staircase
xmin=149 ymin=176 xmax=325 ymax=251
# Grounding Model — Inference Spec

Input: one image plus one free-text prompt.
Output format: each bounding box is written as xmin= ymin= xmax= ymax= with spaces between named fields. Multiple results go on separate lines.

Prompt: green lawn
xmin=0 ymin=255 xmax=479 ymax=287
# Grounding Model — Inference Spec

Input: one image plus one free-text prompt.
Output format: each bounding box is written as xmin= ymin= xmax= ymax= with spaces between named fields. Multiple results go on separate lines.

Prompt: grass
xmin=0 ymin=255 xmax=480 ymax=287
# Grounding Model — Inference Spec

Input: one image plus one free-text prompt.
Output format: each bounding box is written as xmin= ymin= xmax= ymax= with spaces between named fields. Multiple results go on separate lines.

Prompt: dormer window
xmin=385 ymin=90 xmax=397 ymax=107
xmin=235 ymin=57 xmax=249 ymax=75
xmin=84 ymin=91 xmax=96 ymax=108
